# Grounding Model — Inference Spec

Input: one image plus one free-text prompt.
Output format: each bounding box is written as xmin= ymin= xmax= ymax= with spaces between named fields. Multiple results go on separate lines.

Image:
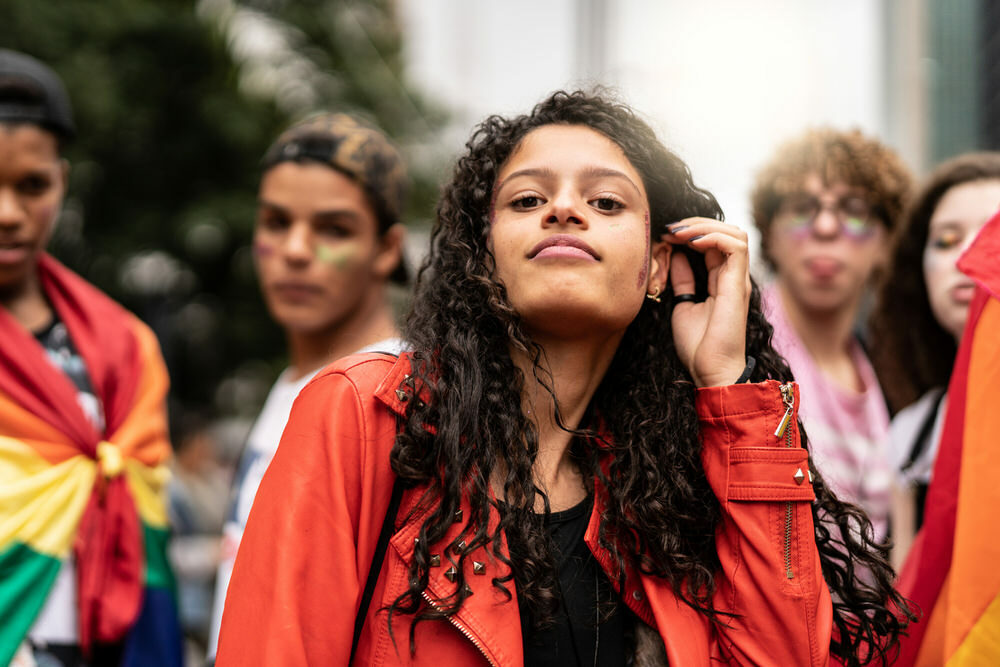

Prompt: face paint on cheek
xmin=637 ymin=210 xmax=650 ymax=289
xmin=488 ymin=186 xmax=500 ymax=225
xmin=253 ymin=241 xmax=275 ymax=257
xmin=37 ymin=205 xmax=55 ymax=225
xmin=316 ymin=243 xmax=357 ymax=269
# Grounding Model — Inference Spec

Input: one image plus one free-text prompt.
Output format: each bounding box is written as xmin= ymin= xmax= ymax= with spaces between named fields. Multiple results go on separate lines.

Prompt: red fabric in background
xmin=894 ymin=209 xmax=1000 ymax=665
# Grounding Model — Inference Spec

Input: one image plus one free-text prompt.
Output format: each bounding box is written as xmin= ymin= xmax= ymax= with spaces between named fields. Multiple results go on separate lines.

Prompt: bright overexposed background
xmin=397 ymin=0 xmax=930 ymax=268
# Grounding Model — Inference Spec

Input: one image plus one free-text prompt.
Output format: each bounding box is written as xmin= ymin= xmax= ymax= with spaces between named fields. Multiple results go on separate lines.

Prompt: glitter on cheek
xmin=316 ymin=243 xmax=356 ymax=269
xmin=637 ymin=210 xmax=650 ymax=288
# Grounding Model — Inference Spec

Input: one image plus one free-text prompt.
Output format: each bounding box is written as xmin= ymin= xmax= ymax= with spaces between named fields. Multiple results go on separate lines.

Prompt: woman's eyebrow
xmin=580 ymin=166 xmax=642 ymax=198
xmin=928 ymin=219 xmax=966 ymax=231
xmin=495 ymin=167 xmax=556 ymax=194
xmin=313 ymin=209 xmax=362 ymax=225
xmin=496 ymin=166 xmax=641 ymax=197
xmin=257 ymin=199 xmax=288 ymax=215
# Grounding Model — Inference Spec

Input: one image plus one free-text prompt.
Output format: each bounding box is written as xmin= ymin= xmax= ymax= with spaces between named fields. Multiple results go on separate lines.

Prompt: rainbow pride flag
xmin=0 ymin=254 xmax=182 ymax=665
xmin=895 ymin=211 xmax=1000 ymax=665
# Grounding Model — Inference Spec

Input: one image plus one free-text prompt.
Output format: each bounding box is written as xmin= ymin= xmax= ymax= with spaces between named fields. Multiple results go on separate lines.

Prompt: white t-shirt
xmin=888 ymin=389 xmax=947 ymax=487
xmin=206 ymin=339 xmax=406 ymax=659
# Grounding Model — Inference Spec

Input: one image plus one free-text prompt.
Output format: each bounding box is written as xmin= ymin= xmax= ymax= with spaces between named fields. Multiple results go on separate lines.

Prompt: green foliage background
xmin=0 ymin=0 xmax=445 ymax=423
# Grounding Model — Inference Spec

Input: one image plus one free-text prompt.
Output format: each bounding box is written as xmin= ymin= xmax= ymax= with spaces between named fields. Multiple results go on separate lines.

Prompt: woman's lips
xmin=0 ymin=242 xmax=29 ymax=266
xmin=272 ymin=281 xmax=323 ymax=302
xmin=528 ymin=234 xmax=599 ymax=261
xmin=804 ymin=256 xmax=842 ymax=280
xmin=951 ymin=283 xmax=976 ymax=305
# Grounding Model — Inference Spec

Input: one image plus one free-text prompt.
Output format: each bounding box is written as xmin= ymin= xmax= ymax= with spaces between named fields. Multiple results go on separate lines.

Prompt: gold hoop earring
xmin=646 ymin=286 xmax=662 ymax=303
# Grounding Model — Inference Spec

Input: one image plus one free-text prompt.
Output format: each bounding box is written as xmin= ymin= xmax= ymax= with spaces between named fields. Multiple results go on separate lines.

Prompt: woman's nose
xmin=282 ymin=222 xmax=313 ymax=263
xmin=544 ymin=189 xmax=586 ymax=227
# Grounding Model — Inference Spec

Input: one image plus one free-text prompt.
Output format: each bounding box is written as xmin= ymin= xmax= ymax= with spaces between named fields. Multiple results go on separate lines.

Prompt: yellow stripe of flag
xmin=0 ymin=436 xmax=95 ymax=558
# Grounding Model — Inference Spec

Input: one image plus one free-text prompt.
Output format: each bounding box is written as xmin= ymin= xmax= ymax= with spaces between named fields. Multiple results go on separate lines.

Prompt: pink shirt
xmin=763 ymin=285 xmax=891 ymax=540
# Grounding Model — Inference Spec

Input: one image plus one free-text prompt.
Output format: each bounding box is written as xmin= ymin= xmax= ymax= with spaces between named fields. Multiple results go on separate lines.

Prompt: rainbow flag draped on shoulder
xmin=0 ymin=253 xmax=182 ymax=666
xmin=896 ymin=211 xmax=1000 ymax=665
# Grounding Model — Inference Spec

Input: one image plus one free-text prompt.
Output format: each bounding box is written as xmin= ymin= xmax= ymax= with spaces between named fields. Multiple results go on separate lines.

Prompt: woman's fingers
xmin=668 ymin=247 xmax=696 ymax=298
xmin=663 ymin=218 xmax=750 ymax=387
xmin=663 ymin=220 xmax=750 ymax=298
xmin=662 ymin=218 xmax=747 ymax=246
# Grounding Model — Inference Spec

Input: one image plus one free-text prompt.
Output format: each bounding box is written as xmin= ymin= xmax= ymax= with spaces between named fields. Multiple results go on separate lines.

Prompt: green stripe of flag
xmin=142 ymin=522 xmax=176 ymax=595
xmin=0 ymin=541 xmax=61 ymax=666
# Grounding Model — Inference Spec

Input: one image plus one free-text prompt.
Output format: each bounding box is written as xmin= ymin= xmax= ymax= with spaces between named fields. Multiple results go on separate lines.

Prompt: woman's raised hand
xmin=661 ymin=218 xmax=751 ymax=387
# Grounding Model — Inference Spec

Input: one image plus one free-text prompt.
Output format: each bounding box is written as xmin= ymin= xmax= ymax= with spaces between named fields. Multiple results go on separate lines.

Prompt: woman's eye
xmin=840 ymin=197 xmax=871 ymax=220
xmin=591 ymin=197 xmax=623 ymax=212
xmin=931 ymin=231 xmax=962 ymax=250
xmin=258 ymin=214 xmax=289 ymax=231
xmin=511 ymin=195 xmax=543 ymax=210
xmin=316 ymin=223 xmax=351 ymax=239
xmin=18 ymin=176 xmax=51 ymax=196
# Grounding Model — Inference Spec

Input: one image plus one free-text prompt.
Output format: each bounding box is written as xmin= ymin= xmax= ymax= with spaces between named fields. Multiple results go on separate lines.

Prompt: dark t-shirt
xmin=517 ymin=495 xmax=629 ymax=667
xmin=34 ymin=318 xmax=104 ymax=431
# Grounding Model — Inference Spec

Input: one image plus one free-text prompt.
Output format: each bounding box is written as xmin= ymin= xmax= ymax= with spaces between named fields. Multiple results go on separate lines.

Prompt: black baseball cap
xmin=0 ymin=49 xmax=75 ymax=141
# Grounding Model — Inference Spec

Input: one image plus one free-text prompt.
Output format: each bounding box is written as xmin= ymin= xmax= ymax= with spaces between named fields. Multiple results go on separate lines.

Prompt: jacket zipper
xmin=774 ymin=382 xmax=796 ymax=579
xmin=420 ymin=591 xmax=498 ymax=667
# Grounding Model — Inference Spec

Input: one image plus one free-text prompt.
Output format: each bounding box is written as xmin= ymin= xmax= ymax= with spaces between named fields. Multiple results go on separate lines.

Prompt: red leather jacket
xmin=217 ymin=353 xmax=832 ymax=666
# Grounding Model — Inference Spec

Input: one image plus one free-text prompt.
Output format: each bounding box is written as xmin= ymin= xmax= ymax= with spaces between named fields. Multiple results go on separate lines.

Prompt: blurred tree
xmin=0 ymin=0 xmax=446 ymax=421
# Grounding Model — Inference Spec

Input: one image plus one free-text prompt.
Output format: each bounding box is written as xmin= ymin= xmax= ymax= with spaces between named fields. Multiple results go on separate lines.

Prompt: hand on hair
xmin=662 ymin=218 xmax=750 ymax=387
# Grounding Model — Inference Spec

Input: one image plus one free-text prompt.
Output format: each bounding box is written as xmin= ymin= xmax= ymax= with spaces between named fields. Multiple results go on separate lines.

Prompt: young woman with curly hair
xmin=869 ymin=152 xmax=1000 ymax=563
xmin=217 ymin=91 xmax=909 ymax=666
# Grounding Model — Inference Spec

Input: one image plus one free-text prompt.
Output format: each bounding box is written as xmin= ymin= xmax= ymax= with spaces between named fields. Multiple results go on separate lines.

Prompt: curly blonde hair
xmin=750 ymin=128 xmax=913 ymax=269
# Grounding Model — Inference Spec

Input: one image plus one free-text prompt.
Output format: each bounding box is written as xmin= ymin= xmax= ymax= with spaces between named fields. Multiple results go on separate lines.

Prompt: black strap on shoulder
xmin=350 ymin=475 xmax=403 ymax=665
xmin=901 ymin=389 xmax=947 ymax=474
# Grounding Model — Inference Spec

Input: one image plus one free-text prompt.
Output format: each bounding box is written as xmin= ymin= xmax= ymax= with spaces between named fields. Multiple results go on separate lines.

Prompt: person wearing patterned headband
xmin=0 ymin=49 xmax=183 ymax=667
xmin=205 ymin=113 xmax=408 ymax=661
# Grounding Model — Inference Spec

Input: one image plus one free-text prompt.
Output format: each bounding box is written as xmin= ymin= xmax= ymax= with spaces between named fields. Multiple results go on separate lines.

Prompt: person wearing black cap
xmin=205 ymin=113 xmax=408 ymax=661
xmin=0 ymin=50 xmax=182 ymax=666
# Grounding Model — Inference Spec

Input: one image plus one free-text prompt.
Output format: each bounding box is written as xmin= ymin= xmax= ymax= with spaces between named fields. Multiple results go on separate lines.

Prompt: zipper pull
xmin=774 ymin=382 xmax=795 ymax=439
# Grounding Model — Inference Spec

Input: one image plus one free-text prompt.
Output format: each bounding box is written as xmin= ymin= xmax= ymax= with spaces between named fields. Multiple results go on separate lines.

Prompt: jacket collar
xmin=374 ymin=353 xmax=415 ymax=416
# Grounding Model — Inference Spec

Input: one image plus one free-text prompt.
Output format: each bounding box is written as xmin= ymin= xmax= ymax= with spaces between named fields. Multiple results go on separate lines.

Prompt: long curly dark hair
xmin=870 ymin=152 xmax=1000 ymax=413
xmin=389 ymin=90 xmax=911 ymax=665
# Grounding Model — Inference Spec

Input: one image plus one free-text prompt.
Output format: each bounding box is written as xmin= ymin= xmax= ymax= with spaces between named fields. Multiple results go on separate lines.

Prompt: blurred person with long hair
xmin=217 ymin=91 xmax=909 ymax=666
xmin=869 ymin=152 xmax=1000 ymax=563
xmin=206 ymin=113 xmax=409 ymax=661
xmin=750 ymin=129 xmax=912 ymax=543
xmin=0 ymin=49 xmax=181 ymax=666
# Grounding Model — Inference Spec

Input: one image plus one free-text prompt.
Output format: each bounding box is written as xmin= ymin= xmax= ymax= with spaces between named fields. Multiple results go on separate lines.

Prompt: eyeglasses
xmin=776 ymin=194 xmax=880 ymax=242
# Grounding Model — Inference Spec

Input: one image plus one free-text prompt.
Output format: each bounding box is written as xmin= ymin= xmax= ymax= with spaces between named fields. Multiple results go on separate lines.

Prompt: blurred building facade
xmin=398 ymin=0 xmax=996 ymax=261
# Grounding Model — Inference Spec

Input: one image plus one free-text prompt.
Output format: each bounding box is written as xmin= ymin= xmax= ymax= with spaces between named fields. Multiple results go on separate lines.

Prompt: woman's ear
xmin=373 ymin=223 xmax=406 ymax=281
xmin=646 ymin=239 xmax=672 ymax=296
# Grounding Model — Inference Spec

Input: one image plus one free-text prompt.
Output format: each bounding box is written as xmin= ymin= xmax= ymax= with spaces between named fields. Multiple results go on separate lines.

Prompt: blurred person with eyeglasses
xmin=750 ymin=128 xmax=912 ymax=542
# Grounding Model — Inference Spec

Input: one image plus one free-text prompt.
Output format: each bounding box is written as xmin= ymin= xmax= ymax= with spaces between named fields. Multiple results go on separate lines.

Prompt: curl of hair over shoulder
xmin=750 ymin=127 xmax=913 ymax=269
xmin=871 ymin=151 xmax=1000 ymax=413
xmin=388 ymin=90 xmax=911 ymax=666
